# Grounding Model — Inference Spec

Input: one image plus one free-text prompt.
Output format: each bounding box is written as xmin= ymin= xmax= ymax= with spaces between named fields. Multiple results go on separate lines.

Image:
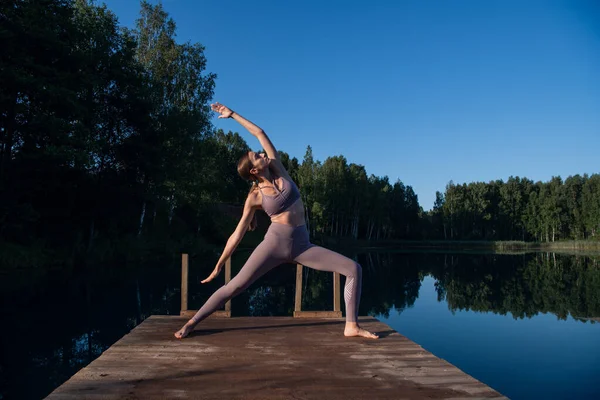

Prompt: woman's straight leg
xmin=175 ymin=231 xmax=289 ymax=338
xmin=190 ymin=240 xmax=287 ymax=324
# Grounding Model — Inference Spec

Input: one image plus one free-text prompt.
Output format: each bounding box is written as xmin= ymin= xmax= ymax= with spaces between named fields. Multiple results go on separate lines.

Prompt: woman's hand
xmin=201 ymin=262 xmax=223 ymax=283
xmin=211 ymin=102 xmax=234 ymax=119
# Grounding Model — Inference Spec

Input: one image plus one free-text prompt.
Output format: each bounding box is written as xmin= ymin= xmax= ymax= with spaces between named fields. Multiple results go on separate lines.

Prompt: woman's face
xmin=249 ymin=151 xmax=270 ymax=173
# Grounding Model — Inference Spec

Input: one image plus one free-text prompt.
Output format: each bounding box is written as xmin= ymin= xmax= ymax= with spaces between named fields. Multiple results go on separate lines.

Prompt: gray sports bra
xmin=257 ymin=174 xmax=301 ymax=217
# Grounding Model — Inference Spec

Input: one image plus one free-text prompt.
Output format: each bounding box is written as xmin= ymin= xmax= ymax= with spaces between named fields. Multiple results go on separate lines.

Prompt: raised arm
xmin=211 ymin=102 xmax=278 ymax=160
xmin=201 ymin=194 xmax=258 ymax=283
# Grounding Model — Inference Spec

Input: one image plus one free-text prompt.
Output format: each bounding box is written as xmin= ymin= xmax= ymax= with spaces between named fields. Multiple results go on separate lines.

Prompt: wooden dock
xmin=46 ymin=316 xmax=507 ymax=399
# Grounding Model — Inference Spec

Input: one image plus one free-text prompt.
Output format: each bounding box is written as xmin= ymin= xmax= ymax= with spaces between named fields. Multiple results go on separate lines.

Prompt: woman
xmin=174 ymin=102 xmax=378 ymax=339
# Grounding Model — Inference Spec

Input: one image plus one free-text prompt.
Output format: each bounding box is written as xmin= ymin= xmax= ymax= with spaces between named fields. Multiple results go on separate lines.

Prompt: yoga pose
xmin=174 ymin=103 xmax=378 ymax=339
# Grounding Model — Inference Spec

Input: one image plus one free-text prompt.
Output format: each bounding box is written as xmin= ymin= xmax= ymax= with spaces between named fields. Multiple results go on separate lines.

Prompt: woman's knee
xmin=347 ymin=261 xmax=362 ymax=279
xmin=219 ymin=281 xmax=247 ymax=299
xmin=232 ymin=283 xmax=249 ymax=297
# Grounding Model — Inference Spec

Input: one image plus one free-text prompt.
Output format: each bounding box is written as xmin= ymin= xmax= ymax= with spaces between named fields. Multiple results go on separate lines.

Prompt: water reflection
xmin=0 ymin=266 xmax=181 ymax=400
xmin=429 ymin=252 xmax=600 ymax=321
xmin=228 ymin=251 xmax=600 ymax=323
xmin=1 ymin=252 xmax=599 ymax=399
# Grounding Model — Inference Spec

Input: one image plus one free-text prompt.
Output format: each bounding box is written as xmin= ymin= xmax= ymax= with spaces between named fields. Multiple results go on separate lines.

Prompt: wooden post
xmin=333 ymin=272 xmax=341 ymax=312
xmin=181 ymin=253 xmax=188 ymax=312
xmin=295 ymin=263 xmax=303 ymax=312
xmin=225 ymin=257 xmax=232 ymax=313
xmin=180 ymin=254 xmax=231 ymax=319
xmin=294 ymin=263 xmax=342 ymax=319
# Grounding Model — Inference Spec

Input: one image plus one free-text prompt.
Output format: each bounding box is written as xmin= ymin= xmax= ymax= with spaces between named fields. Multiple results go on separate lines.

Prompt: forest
xmin=2 ymin=0 xmax=599 ymax=273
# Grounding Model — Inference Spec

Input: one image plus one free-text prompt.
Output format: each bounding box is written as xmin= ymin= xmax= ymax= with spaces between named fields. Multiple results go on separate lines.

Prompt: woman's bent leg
xmin=293 ymin=246 xmax=362 ymax=322
xmin=294 ymin=246 xmax=377 ymax=338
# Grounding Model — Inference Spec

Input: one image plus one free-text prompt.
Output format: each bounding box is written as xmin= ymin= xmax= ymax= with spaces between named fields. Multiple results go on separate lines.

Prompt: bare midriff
xmin=268 ymin=197 xmax=306 ymax=227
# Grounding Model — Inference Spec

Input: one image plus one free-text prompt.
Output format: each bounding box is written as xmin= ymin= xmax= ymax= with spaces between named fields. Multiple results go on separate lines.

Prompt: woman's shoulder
xmin=247 ymin=186 xmax=262 ymax=207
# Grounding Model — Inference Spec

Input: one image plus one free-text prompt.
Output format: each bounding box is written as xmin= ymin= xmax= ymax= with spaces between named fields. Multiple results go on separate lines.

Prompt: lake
xmin=1 ymin=251 xmax=599 ymax=399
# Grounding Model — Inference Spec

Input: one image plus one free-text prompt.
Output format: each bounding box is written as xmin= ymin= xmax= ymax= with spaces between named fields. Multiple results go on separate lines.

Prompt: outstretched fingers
xmin=201 ymin=264 xmax=222 ymax=284
xmin=201 ymin=273 xmax=216 ymax=284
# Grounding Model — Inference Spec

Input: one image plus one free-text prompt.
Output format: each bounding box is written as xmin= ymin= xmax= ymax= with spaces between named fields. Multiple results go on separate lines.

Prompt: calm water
xmin=1 ymin=251 xmax=599 ymax=399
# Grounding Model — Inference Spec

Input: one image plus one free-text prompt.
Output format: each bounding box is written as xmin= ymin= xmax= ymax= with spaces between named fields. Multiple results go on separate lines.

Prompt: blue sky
xmin=100 ymin=0 xmax=599 ymax=210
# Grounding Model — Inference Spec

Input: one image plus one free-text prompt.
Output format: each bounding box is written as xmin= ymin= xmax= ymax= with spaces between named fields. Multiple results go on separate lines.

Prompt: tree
xmin=583 ymin=174 xmax=600 ymax=238
xmin=129 ymin=0 xmax=215 ymax=231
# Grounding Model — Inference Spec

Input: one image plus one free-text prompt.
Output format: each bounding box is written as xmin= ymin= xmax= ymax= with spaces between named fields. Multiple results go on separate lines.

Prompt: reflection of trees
xmin=5 ymin=251 xmax=599 ymax=399
xmin=431 ymin=253 xmax=600 ymax=321
xmin=270 ymin=252 xmax=424 ymax=319
xmin=196 ymin=250 xmax=600 ymax=324
xmin=1 ymin=265 xmax=182 ymax=399
xmin=227 ymin=252 xmax=425 ymax=319
xmin=357 ymin=252 xmax=422 ymax=318
xmin=301 ymin=268 xmax=335 ymax=312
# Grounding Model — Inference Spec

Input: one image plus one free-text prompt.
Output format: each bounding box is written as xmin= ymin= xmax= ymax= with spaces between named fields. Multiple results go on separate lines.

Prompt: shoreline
xmin=316 ymin=237 xmax=600 ymax=255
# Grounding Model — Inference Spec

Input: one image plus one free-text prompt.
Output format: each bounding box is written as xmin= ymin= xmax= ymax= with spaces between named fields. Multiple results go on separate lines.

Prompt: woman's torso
xmin=255 ymin=171 xmax=305 ymax=227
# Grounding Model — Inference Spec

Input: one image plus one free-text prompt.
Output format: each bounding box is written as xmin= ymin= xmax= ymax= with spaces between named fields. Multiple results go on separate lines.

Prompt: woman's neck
xmin=258 ymin=169 xmax=274 ymax=184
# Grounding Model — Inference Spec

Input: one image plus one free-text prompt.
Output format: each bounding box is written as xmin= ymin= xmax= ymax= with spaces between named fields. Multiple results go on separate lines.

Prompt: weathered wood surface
xmin=46 ymin=316 xmax=507 ymax=400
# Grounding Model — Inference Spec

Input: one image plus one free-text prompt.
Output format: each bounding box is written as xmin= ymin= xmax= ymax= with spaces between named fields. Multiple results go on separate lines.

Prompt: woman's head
xmin=237 ymin=151 xmax=269 ymax=181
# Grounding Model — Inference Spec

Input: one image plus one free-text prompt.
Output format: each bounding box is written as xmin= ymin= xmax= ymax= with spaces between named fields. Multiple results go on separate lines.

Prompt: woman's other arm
xmin=201 ymin=193 xmax=259 ymax=283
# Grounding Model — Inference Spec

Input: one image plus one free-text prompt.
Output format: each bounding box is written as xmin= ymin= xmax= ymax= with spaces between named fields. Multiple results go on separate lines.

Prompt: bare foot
xmin=174 ymin=322 xmax=195 ymax=339
xmin=344 ymin=325 xmax=379 ymax=339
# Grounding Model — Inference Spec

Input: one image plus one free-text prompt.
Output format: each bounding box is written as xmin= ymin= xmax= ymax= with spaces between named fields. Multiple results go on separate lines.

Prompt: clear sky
xmin=99 ymin=0 xmax=599 ymax=210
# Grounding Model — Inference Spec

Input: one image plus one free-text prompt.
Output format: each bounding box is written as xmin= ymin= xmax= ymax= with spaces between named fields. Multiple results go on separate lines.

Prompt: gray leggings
xmin=190 ymin=223 xmax=362 ymax=324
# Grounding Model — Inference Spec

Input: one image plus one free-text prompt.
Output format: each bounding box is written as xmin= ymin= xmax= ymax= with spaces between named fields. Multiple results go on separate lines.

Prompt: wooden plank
xmin=294 ymin=263 xmax=302 ymax=312
xmin=180 ymin=310 xmax=231 ymax=319
xmin=47 ymin=316 xmax=507 ymax=400
xmin=181 ymin=253 xmax=188 ymax=312
xmin=293 ymin=310 xmax=343 ymax=318
xmin=333 ymin=271 xmax=341 ymax=312
xmin=224 ymin=257 xmax=231 ymax=313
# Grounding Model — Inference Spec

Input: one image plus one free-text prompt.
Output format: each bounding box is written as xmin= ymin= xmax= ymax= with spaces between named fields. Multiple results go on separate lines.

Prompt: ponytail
xmin=238 ymin=151 xmax=260 ymax=231
xmin=247 ymin=181 xmax=259 ymax=231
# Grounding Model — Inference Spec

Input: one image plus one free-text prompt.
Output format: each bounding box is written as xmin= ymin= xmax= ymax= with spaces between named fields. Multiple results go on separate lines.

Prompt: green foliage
xmin=0 ymin=240 xmax=50 ymax=270
xmin=2 ymin=0 xmax=599 ymax=276
xmin=0 ymin=0 xmax=221 ymax=270
xmin=435 ymin=175 xmax=600 ymax=242
xmin=295 ymin=151 xmax=421 ymax=241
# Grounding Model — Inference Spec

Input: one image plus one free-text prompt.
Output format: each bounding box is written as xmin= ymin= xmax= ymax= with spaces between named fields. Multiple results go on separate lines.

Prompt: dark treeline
xmin=0 ymin=0 xmax=423 ymax=272
xmin=2 ymin=1 xmax=599 ymax=274
xmin=270 ymin=154 xmax=600 ymax=244
xmin=279 ymin=146 xmax=421 ymax=241
xmin=426 ymin=175 xmax=600 ymax=241
xmin=0 ymin=0 xmax=255 ymax=270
